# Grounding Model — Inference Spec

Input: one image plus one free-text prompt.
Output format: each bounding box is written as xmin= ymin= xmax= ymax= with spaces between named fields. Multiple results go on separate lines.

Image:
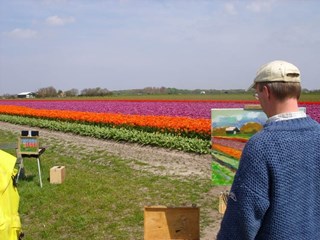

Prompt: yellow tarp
xmin=0 ymin=150 xmax=22 ymax=240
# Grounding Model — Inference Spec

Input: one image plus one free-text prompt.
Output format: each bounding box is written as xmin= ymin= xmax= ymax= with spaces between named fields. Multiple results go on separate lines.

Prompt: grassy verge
xmin=1 ymin=129 xmax=218 ymax=240
xmin=7 ymin=92 xmax=319 ymax=101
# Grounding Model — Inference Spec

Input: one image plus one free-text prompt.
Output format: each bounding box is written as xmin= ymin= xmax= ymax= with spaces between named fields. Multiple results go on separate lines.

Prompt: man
xmin=217 ymin=60 xmax=320 ymax=239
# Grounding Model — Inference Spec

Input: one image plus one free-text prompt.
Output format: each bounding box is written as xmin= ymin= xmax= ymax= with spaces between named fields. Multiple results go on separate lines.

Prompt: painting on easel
xmin=211 ymin=105 xmax=306 ymax=185
xmin=211 ymin=106 xmax=266 ymax=185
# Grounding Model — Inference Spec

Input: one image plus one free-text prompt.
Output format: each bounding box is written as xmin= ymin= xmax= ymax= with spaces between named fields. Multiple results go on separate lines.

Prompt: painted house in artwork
xmin=225 ymin=127 xmax=240 ymax=135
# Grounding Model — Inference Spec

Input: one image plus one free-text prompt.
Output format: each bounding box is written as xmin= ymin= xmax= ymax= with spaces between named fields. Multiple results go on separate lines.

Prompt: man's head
xmin=249 ymin=60 xmax=302 ymax=101
xmin=249 ymin=60 xmax=301 ymax=90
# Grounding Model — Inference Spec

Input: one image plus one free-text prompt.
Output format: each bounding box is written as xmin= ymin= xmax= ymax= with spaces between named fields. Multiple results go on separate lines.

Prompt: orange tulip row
xmin=212 ymin=143 xmax=242 ymax=160
xmin=0 ymin=105 xmax=211 ymax=136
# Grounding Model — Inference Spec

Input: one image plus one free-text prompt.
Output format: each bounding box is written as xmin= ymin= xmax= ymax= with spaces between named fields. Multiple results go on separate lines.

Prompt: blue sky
xmin=0 ymin=0 xmax=319 ymax=94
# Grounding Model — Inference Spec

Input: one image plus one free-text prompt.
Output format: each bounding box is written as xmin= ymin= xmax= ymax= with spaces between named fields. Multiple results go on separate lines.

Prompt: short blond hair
xmin=257 ymin=82 xmax=301 ymax=101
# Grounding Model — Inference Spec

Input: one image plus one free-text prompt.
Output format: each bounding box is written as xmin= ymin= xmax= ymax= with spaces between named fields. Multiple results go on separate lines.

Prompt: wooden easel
xmin=244 ymin=104 xmax=262 ymax=110
xmin=16 ymin=131 xmax=45 ymax=187
xmin=218 ymin=191 xmax=229 ymax=214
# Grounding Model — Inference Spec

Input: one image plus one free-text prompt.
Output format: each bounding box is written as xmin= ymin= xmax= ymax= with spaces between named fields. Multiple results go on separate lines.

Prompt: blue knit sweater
xmin=217 ymin=116 xmax=320 ymax=240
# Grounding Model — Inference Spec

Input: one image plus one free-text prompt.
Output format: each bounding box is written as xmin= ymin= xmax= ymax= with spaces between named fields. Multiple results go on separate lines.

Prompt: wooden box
xmin=144 ymin=206 xmax=200 ymax=240
xmin=50 ymin=166 xmax=66 ymax=184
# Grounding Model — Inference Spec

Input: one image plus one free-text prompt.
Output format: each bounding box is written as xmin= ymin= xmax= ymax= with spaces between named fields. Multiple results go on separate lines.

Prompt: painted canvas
xmin=211 ymin=106 xmax=306 ymax=185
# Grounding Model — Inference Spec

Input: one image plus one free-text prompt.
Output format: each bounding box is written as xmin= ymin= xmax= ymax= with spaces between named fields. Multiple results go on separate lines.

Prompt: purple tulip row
xmin=0 ymin=100 xmax=319 ymax=122
xmin=303 ymin=103 xmax=320 ymax=123
xmin=0 ymin=100 xmax=244 ymax=119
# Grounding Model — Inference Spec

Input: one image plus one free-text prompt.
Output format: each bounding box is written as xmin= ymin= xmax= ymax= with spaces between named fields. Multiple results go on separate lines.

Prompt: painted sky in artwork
xmin=212 ymin=109 xmax=267 ymax=128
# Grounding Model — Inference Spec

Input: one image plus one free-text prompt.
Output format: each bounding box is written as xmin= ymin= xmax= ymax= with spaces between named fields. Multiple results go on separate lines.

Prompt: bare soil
xmin=0 ymin=122 xmax=230 ymax=239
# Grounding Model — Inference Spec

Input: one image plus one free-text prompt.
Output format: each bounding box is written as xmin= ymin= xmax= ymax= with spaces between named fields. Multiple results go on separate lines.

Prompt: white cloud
xmin=46 ymin=16 xmax=75 ymax=26
xmin=246 ymin=0 xmax=275 ymax=13
xmin=224 ymin=3 xmax=237 ymax=15
xmin=5 ymin=28 xmax=38 ymax=39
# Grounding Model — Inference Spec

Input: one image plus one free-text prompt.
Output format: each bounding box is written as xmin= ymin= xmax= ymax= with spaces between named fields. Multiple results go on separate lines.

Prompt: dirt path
xmin=0 ymin=121 xmax=229 ymax=239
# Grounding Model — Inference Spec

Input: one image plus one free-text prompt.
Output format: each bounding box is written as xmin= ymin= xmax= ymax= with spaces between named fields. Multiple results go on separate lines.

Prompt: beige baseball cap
xmin=248 ymin=60 xmax=301 ymax=90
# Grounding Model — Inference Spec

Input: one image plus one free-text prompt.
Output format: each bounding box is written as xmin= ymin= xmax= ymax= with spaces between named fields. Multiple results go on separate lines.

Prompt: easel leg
xmin=37 ymin=157 xmax=43 ymax=188
xmin=16 ymin=156 xmax=24 ymax=184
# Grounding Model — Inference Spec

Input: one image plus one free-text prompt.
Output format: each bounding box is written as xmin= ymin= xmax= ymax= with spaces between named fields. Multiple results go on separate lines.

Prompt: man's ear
xmin=263 ymin=85 xmax=271 ymax=99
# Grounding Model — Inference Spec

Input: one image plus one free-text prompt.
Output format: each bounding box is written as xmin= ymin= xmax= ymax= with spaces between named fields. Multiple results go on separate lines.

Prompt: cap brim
xmin=247 ymin=82 xmax=256 ymax=91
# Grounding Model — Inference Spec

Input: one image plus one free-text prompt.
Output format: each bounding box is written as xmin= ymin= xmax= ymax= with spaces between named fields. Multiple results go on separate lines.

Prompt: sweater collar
xmin=267 ymin=111 xmax=307 ymax=124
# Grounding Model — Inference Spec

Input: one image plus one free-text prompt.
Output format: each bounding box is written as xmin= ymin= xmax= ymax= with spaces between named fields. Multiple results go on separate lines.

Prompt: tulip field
xmin=0 ymin=99 xmax=319 ymax=155
xmin=0 ymin=98 xmax=319 ymax=186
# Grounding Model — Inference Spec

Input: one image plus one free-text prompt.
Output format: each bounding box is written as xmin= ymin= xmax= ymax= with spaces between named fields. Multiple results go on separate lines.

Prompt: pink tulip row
xmin=0 ymin=100 xmax=319 ymax=122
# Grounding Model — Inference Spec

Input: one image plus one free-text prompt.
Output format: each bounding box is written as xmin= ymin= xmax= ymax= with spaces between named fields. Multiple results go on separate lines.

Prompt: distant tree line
xmin=0 ymin=87 xmax=109 ymax=98
xmin=21 ymin=86 xmax=112 ymax=98
xmin=112 ymin=87 xmax=249 ymax=95
xmin=1 ymin=86 xmax=319 ymax=99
